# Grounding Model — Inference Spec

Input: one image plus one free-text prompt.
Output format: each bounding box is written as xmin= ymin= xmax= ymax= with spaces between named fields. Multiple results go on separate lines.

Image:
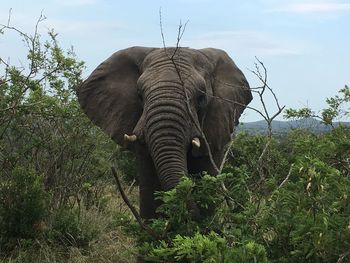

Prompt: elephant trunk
xmin=144 ymin=83 xmax=188 ymax=191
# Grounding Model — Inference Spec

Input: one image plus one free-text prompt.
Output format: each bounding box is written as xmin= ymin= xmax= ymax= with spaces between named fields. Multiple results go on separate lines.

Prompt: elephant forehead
xmin=142 ymin=48 xmax=195 ymax=67
xmin=137 ymin=48 xmax=212 ymax=94
xmin=138 ymin=67 xmax=207 ymax=93
xmin=150 ymin=48 xmax=212 ymax=77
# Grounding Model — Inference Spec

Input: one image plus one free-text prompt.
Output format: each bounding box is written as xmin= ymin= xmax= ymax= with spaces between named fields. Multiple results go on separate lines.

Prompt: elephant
xmin=77 ymin=46 xmax=252 ymax=221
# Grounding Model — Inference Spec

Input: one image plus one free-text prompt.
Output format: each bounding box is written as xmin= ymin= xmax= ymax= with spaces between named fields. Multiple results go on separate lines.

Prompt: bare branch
xmin=158 ymin=14 xmax=220 ymax=174
xmin=191 ymin=79 xmax=277 ymax=125
xmin=278 ymin=164 xmax=294 ymax=189
xmin=184 ymin=89 xmax=220 ymax=174
xmin=216 ymin=58 xmax=285 ymax=183
xmin=171 ymin=19 xmax=189 ymax=60
xmin=159 ymin=8 xmax=167 ymax=52
xmin=248 ymin=57 xmax=283 ymax=117
xmin=218 ymin=128 xmax=238 ymax=174
xmin=7 ymin=8 xmax=12 ymax=26
xmin=159 ymin=10 xmax=188 ymax=86
xmin=337 ymin=250 xmax=350 ymax=263
xmin=247 ymin=57 xmax=285 ymax=137
xmin=0 ymin=57 xmax=10 ymax=68
xmin=111 ymin=167 xmax=161 ymax=241
xmin=158 ymin=14 xmax=284 ymax=183
xmin=0 ymin=9 xmax=32 ymax=48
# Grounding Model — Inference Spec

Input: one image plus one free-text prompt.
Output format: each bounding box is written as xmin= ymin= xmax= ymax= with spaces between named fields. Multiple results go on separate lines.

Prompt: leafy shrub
xmin=284 ymin=85 xmax=350 ymax=125
xmin=0 ymin=14 xmax=124 ymax=258
xmin=0 ymin=166 xmax=49 ymax=246
xmin=49 ymin=206 xmax=105 ymax=248
xmin=120 ymin=125 xmax=350 ymax=262
xmin=115 ymin=148 xmax=138 ymax=184
xmin=122 ymin=176 xmax=268 ymax=263
xmin=146 ymin=231 xmax=269 ymax=263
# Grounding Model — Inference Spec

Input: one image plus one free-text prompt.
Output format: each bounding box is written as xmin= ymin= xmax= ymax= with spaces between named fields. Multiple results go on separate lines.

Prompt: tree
xmin=284 ymin=85 xmax=350 ymax=126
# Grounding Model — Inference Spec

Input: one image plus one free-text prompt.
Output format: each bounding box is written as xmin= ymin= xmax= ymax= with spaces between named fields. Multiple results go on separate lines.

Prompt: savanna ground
xmin=0 ymin=18 xmax=349 ymax=263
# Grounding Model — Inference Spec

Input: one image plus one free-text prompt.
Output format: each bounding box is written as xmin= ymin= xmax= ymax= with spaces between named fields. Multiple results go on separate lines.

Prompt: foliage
xmin=0 ymin=15 xmax=135 ymax=262
xmin=0 ymin=166 xmax=49 ymax=247
xmin=1 ymin=14 xmax=350 ymax=263
xmin=284 ymin=85 xmax=350 ymax=125
xmin=147 ymin=231 xmax=267 ymax=263
xmin=121 ymin=125 xmax=350 ymax=262
xmin=115 ymin=148 xmax=138 ymax=184
xmin=49 ymin=206 xmax=104 ymax=247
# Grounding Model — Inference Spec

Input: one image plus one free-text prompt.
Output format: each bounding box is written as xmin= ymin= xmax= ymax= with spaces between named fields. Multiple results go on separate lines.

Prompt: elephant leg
xmin=136 ymin=149 xmax=162 ymax=220
xmin=135 ymin=149 xmax=161 ymax=263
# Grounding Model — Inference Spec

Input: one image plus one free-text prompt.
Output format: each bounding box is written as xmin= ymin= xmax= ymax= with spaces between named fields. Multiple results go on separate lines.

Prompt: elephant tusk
xmin=192 ymin=137 xmax=200 ymax=148
xmin=124 ymin=134 xmax=137 ymax=142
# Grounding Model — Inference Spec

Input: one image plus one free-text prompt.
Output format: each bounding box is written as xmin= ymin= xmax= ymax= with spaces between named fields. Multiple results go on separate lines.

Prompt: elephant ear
xmin=77 ymin=47 xmax=155 ymax=146
xmin=200 ymin=48 xmax=252 ymax=155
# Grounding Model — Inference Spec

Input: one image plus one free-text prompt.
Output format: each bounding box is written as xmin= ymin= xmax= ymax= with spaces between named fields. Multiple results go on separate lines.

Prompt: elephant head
xmin=77 ymin=46 xmax=252 ymax=204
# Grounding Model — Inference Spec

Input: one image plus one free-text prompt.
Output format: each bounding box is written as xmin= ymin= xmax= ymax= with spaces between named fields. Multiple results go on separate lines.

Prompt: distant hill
xmin=237 ymin=117 xmax=350 ymax=135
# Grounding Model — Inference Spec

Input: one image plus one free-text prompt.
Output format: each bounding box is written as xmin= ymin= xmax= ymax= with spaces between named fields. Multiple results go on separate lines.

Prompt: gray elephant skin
xmin=77 ymin=47 xmax=252 ymax=221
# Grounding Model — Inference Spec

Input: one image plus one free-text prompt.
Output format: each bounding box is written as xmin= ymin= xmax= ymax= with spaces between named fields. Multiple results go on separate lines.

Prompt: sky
xmin=1 ymin=0 xmax=349 ymax=122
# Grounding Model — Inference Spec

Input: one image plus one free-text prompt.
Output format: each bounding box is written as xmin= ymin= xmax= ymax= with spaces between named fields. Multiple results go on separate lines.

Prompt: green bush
xmin=49 ymin=206 xmax=104 ymax=248
xmin=146 ymin=231 xmax=269 ymax=263
xmin=123 ymin=175 xmax=269 ymax=262
xmin=120 ymin=126 xmax=350 ymax=262
xmin=0 ymin=166 xmax=49 ymax=246
xmin=0 ymin=14 xmax=124 ymax=259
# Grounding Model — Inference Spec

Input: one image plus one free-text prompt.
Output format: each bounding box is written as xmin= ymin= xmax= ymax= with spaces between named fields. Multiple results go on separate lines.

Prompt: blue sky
xmin=1 ymin=0 xmax=349 ymax=122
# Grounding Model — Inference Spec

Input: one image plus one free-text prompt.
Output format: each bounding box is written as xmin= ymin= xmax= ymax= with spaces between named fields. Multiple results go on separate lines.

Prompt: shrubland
xmin=0 ymin=16 xmax=349 ymax=263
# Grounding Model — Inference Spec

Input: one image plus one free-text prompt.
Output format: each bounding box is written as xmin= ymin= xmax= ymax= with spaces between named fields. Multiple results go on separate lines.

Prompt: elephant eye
xmin=197 ymin=94 xmax=207 ymax=108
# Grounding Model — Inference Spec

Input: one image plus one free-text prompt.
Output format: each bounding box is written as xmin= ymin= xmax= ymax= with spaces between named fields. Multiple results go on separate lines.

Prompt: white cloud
xmin=270 ymin=2 xmax=350 ymax=13
xmin=183 ymin=31 xmax=302 ymax=56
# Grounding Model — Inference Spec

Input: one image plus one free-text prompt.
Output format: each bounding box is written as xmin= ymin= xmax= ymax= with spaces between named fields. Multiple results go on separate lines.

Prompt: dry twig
xmin=157 ymin=14 xmax=287 ymax=211
xmin=111 ymin=167 xmax=161 ymax=240
xmin=278 ymin=164 xmax=294 ymax=189
xmin=159 ymin=13 xmax=220 ymax=174
xmin=337 ymin=250 xmax=350 ymax=263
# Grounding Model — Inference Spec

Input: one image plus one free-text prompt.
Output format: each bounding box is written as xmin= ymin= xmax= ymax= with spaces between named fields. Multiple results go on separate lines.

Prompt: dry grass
xmin=2 ymin=184 xmax=139 ymax=263
xmin=71 ymin=230 xmax=136 ymax=263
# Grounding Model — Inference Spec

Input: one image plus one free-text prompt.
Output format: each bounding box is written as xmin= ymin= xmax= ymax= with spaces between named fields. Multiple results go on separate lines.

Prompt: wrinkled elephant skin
xmin=77 ymin=47 xmax=252 ymax=221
